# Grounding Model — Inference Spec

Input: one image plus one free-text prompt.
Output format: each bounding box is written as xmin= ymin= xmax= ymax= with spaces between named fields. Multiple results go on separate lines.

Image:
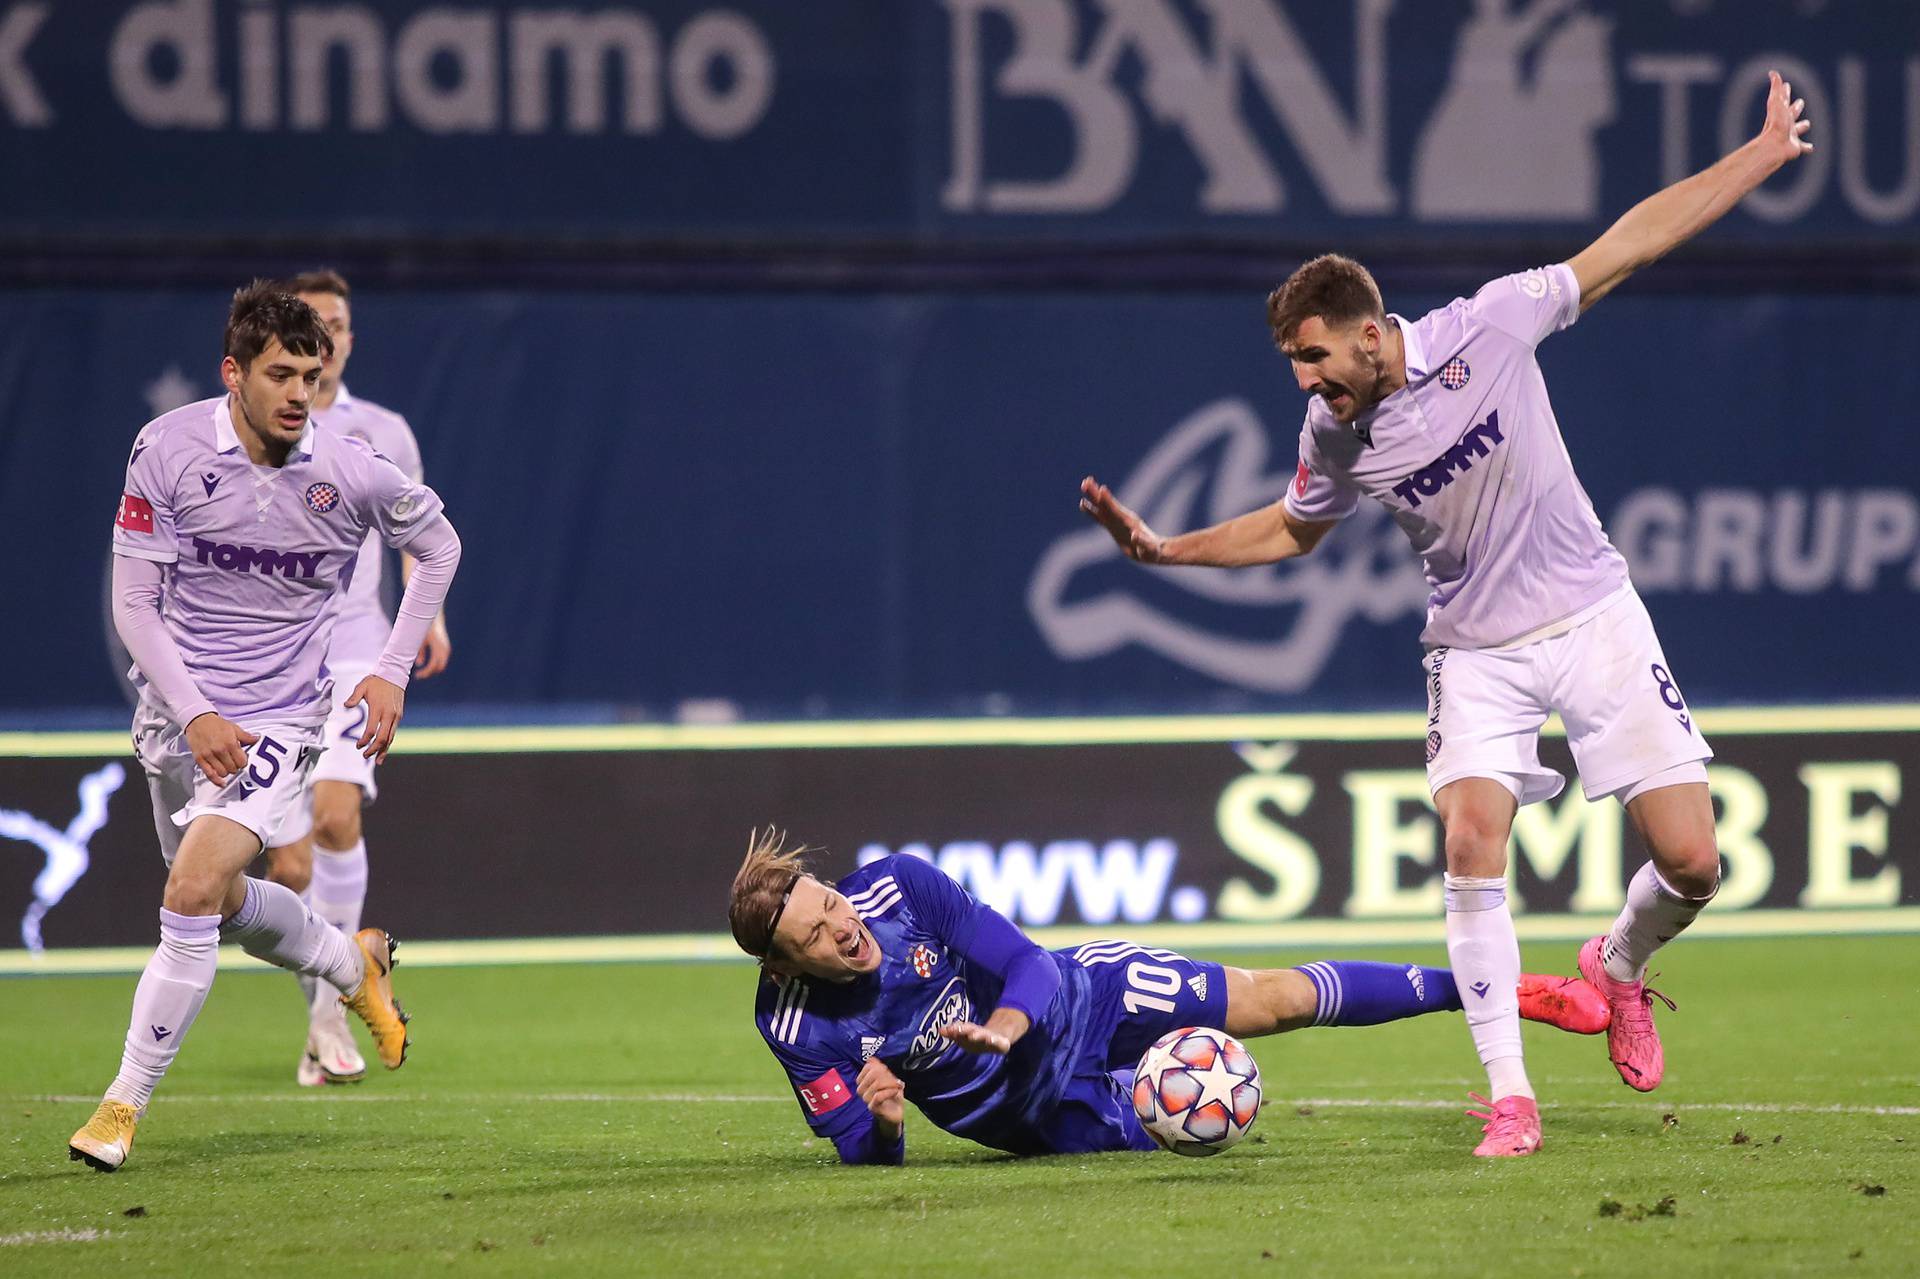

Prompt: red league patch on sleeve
xmin=116 ymin=493 xmax=155 ymax=534
xmin=798 ymin=1068 xmax=852 ymax=1116
xmin=1293 ymin=461 xmax=1311 ymax=498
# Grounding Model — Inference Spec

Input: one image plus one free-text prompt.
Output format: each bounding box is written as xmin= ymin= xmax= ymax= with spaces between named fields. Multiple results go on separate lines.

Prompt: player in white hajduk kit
xmin=1081 ymin=73 xmax=1814 ymax=1156
xmin=71 ymin=283 xmax=463 ymax=1171
xmin=259 ymin=270 xmax=453 ymax=1087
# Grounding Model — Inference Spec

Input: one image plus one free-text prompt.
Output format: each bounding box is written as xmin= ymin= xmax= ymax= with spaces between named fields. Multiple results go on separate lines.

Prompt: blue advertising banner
xmin=1 ymin=281 xmax=1914 ymax=716
xmin=0 ymin=0 xmax=1914 ymax=245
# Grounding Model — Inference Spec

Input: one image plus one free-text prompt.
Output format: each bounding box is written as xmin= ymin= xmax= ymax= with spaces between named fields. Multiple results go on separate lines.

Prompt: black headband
xmin=761 ymin=872 xmax=803 ymax=957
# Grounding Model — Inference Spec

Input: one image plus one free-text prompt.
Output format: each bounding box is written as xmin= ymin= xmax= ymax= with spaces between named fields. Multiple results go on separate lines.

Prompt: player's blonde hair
xmin=728 ymin=828 xmax=816 ymax=963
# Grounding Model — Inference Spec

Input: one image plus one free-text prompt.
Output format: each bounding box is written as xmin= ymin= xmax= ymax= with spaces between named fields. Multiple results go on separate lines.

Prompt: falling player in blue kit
xmin=729 ymin=833 xmax=1609 ymax=1163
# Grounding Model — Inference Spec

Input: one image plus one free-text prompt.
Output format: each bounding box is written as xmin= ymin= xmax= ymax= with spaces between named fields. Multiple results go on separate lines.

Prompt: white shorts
xmin=311 ymin=663 xmax=381 ymax=805
xmin=133 ymin=702 xmax=323 ymax=866
xmin=1423 ymin=589 xmax=1713 ymax=807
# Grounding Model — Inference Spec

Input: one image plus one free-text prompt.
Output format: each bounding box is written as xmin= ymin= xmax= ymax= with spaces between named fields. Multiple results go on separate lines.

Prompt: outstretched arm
xmin=879 ymin=855 xmax=1058 ymax=1056
xmin=1079 ymin=477 xmax=1337 ymax=567
xmin=936 ymin=900 xmax=1056 ymax=1055
xmin=1569 ymin=69 xmax=1812 ymax=313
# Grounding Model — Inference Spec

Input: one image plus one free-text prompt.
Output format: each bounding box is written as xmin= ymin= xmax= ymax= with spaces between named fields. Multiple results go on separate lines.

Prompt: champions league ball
xmin=1131 ymin=1026 xmax=1263 ymax=1156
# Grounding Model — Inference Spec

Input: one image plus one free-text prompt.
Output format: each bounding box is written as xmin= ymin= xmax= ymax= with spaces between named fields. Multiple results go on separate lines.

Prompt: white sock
xmin=105 ymin=909 xmax=221 ymax=1111
xmin=1444 ymin=874 xmax=1533 ymax=1101
xmin=310 ymin=839 xmax=368 ymax=937
xmin=1604 ymin=862 xmax=1716 ymax=983
xmin=295 ymin=888 xmax=322 ymax=1016
xmin=307 ymin=842 xmax=368 ymax=1016
xmin=222 ymin=877 xmax=364 ymax=995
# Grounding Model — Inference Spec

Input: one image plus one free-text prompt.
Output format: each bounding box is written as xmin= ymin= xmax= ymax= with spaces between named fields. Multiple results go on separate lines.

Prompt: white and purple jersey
xmin=111 ymin=396 xmax=444 ymax=727
xmin=310 ymin=386 xmax=425 ymax=668
xmin=1284 ymin=265 xmax=1630 ymax=650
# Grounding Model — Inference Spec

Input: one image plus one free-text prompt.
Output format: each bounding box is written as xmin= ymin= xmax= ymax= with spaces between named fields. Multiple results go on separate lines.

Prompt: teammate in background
xmin=259 ymin=270 xmax=452 ymax=1087
xmin=1079 ymin=73 xmax=1814 ymax=1156
xmin=731 ymin=832 xmax=1610 ymax=1164
xmin=72 ymin=283 xmax=462 ymax=1171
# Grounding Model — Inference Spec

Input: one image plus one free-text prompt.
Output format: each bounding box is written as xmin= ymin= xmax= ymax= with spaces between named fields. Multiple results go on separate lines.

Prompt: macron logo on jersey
xmin=116 ymin=493 xmax=155 ymax=534
xmin=1391 ymin=411 xmax=1505 ymax=510
xmin=191 ymin=537 xmax=326 ymax=579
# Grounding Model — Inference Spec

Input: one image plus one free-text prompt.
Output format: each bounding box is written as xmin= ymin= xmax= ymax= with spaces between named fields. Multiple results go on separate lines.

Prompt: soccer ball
xmin=1131 ymin=1026 xmax=1263 ymax=1156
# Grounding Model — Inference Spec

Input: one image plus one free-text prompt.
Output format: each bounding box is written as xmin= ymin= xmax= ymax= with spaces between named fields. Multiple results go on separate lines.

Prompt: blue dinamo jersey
xmin=753 ymin=854 xmax=1100 ymax=1163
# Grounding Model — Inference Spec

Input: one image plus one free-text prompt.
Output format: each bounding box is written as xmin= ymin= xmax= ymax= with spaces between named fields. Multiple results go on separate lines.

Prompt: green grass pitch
xmin=2 ymin=935 xmax=1915 ymax=1276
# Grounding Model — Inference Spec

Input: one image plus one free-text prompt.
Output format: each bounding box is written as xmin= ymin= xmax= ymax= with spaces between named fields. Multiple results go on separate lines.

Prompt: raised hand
xmin=938 ymin=1020 xmax=1013 ymax=1055
xmin=1079 ymin=476 xmax=1168 ymax=564
xmin=1756 ymin=69 xmax=1813 ymax=165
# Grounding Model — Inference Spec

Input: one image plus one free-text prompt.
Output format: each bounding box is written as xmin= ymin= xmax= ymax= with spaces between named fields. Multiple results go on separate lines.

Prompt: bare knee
xmin=1630 ymin=784 xmax=1720 ymax=898
xmin=1654 ymin=838 xmax=1720 ymax=899
xmin=266 ymin=837 xmax=313 ymax=894
xmin=1443 ymin=822 xmax=1509 ymax=878
xmin=1441 ymin=812 xmax=1511 ymax=878
xmin=162 ymin=866 xmax=245 ymax=918
xmin=163 ymin=817 xmax=262 ymax=919
xmin=1436 ymin=780 xmax=1516 ymax=877
xmin=311 ymin=784 xmax=363 ymax=851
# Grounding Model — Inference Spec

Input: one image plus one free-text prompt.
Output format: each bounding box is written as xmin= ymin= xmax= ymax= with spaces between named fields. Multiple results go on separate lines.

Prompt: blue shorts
xmin=1027 ymin=941 xmax=1230 ymax=1156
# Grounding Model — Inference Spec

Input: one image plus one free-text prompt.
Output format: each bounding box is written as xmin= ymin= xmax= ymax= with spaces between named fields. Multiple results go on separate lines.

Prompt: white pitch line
xmin=0 ymin=1229 xmax=112 ymax=1247
xmin=1275 ymin=1098 xmax=1920 ymax=1117
xmin=14 ymin=1093 xmax=1918 ymax=1116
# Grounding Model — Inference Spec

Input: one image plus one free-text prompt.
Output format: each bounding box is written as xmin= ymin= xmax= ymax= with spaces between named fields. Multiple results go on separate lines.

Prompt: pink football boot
xmin=1578 ymin=936 xmax=1677 ymax=1092
xmin=1466 ymin=1093 xmax=1542 ymax=1158
xmin=1518 ymin=973 xmax=1612 ymax=1035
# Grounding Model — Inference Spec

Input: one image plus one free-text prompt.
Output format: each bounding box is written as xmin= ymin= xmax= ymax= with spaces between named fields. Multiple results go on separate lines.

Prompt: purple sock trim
xmin=226 ymin=878 xmax=265 ymax=932
xmin=158 ymin=907 xmax=221 ymax=937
